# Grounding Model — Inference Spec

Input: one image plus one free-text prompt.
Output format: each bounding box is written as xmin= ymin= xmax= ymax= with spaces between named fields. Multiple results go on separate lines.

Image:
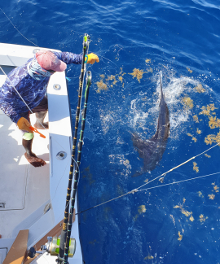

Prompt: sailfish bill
xmin=131 ymin=74 xmax=170 ymax=176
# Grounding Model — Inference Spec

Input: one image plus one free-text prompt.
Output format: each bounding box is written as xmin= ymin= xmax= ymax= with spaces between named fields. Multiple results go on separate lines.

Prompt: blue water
xmin=1 ymin=0 xmax=220 ymax=263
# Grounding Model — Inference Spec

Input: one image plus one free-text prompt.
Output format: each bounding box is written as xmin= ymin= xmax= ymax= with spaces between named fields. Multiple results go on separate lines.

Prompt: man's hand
xmin=17 ymin=117 xmax=33 ymax=133
xmin=87 ymin=53 xmax=99 ymax=64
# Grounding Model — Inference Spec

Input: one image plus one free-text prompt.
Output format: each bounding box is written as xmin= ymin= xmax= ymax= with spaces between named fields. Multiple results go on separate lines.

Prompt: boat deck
xmin=0 ymin=107 xmax=50 ymax=236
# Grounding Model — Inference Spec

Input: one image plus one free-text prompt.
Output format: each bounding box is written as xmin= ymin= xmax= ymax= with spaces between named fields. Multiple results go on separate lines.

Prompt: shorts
xmin=21 ymin=96 xmax=48 ymax=122
xmin=20 ymin=96 xmax=48 ymax=138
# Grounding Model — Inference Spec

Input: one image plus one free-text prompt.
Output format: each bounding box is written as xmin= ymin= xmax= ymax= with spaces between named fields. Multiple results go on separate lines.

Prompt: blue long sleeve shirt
xmin=0 ymin=51 xmax=82 ymax=123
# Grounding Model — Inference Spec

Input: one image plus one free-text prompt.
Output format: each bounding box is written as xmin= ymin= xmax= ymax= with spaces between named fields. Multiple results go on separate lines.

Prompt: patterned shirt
xmin=0 ymin=51 xmax=82 ymax=123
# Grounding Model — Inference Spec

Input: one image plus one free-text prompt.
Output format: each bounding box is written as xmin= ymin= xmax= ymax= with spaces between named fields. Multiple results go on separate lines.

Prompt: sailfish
xmin=131 ymin=74 xmax=170 ymax=175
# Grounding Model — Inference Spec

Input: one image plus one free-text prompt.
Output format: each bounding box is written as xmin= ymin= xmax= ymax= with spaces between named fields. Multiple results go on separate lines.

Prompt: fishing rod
xmin=63 ymin=70 xmax=92 ymax=263
xmin=26 ymin=71 xmax=92 ymax=262
xmin=57 ymin=33 xmax=90 ymax=263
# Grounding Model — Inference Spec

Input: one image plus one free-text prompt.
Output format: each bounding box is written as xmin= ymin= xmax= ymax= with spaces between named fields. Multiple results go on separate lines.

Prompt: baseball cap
xmin=36 ymin=50 xmax=67 ymax=72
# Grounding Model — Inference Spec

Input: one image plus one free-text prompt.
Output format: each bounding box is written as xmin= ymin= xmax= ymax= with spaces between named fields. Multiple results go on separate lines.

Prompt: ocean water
xmin=1 ymin=0 xmax=220 ymax=263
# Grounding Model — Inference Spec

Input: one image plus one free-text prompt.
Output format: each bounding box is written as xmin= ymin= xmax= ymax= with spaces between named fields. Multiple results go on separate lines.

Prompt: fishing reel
xmin=86 ymin=71 xmax=92 ymax=86
xmin=27 ymin=236 xmax=76 ymax=259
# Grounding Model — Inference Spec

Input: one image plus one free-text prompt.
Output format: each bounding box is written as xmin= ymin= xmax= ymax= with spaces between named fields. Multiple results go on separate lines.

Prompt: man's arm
xmin=53 ymin=51 xmax=83 ymax=65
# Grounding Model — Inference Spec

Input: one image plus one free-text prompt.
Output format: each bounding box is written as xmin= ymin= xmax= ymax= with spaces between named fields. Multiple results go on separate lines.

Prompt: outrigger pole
xmin=57 ymin=33 xmax=91 ymax=263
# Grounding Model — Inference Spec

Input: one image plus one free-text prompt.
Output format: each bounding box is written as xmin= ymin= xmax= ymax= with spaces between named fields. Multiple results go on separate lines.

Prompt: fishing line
xmin=135 ymin=142 xmax=220 ymax=192
xmin=139 ymin=171 xmax=220 ymax=192
xmin=90 ymin=50 xmax=121 ymax=70
xmin=99 ymin=54 xmax=120 ymax=69
xmin=0 ymin=7 xmax=83 ymax=48
xmin=76 ymin=143 xmax=220 ymax=215
xmin=0 ymin=7 xmax=38 ymax=47
xmin=76 ymin=170 xmax=220 ymax=216
xmin=75 ymin=190 xmax=132 ymax=215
